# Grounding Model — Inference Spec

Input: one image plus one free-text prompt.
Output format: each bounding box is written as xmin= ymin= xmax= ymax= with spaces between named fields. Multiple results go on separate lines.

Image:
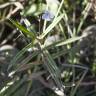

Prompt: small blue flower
xmin=42 ymin=10 xmax=54 ymax=21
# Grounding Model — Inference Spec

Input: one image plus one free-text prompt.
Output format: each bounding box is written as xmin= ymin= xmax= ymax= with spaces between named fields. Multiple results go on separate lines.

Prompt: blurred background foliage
xmin=0 ymin=0 xmax=96 ymax=96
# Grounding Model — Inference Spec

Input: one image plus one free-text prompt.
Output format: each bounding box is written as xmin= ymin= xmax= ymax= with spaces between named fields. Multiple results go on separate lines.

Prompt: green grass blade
xmin=8 ymin=43 xmax=33 ymax=70
xmin=43 ymin=50 xmax=63 ymax=89
xmin=56 ymin=34 xmax=86 ymax=47
xmin=15 ymin=51 xmax=40 ymax=72
xmin=53 ymin=0 xmax=64 ymax=20
xmin=77 ymin=2 xmax=92 ymax=34
xmin=9 ymin=19 xmax=36 ymax=40
xmin=0 ymin=76 xmax=27 ymax=96
xmin=70 ymin=70 xmax=88 ymax=96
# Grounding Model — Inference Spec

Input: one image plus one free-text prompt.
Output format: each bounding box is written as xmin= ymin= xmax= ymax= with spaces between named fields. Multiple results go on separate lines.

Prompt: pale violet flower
xmin=42 ymin=10 xmax=54 ymax=21
xmin=42 ymin=0 xmax=60 ymax=21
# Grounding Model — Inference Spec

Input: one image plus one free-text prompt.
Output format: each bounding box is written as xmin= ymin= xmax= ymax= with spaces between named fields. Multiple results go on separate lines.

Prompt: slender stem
xmin=43 ymin=20 xmax=47 ymax=32
xmin=53 ymin=0 xmax=64 ymax=20
xmin=77 ymin=1 xmax=92 ymax=34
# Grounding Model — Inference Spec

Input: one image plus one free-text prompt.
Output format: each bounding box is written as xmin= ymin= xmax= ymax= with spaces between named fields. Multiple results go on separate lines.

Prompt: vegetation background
xmin=0 ymin=0 xmax=96 ymax=96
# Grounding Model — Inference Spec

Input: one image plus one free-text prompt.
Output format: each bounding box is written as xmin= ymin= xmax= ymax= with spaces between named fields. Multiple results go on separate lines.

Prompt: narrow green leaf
xmin=1 ymin=76 xmax=27 ymax=96
xmin=9 ymin=19 xmax=36 ymax=40
xmin=56 ymin=34 xmax=86 ymax=47
xmin=43 ymin=50 xmax=63 ymax=89
xmin=70 ymin=70 xmax=88 ymax=96
xmin=8 ymin=43 xmax=33 ymax=70
xmin=14 ymin=51 xmax=40 ymax=72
